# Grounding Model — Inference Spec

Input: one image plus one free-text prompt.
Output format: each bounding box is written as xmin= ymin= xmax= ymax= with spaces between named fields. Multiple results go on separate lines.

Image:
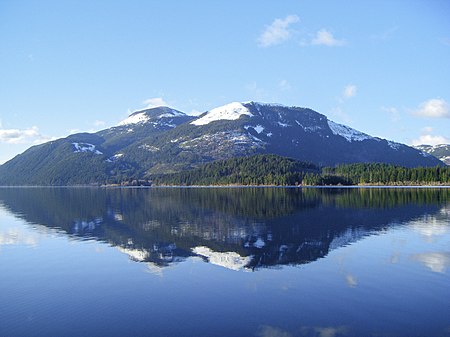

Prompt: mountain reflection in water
xmin=0 ymin=187 xmax=448 ymax=271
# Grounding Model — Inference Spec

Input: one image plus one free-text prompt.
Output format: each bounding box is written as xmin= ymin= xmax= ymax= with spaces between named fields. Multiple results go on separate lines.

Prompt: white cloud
xmin=371 ymin=26 xmax=398 ymax=41
xmin=143 ymin=97 xmax=168 ymax=109
xmin=330 ymin=106 xmax=352 ymax=124
xmin=382 ymin=106 xmax=401 ymax=122
xmin=93 ymin=120 xmax=105 ymax=127
xmin=414 ymin=98 xmax=450 ymax=118
xmin=188 ymin=109 xmax=203 ymax=117
xmin=32 ymin=135 xmax=55 ymax=145
xmin=343 ymin=84 xmax=356 ymax=98
xmin=258 ymin=15 xmax=299 ymax=47
xmin=68 ymin=128 xmax=81 ymax=135
xmin=411 ymin=126 xmax=450 ymax=146
xmin=245 ymin=82 xmax=268 ymax=101
xmin=0 ymin=126 xmax=52 ymax=145
xmin=312 ymin=29 xmax=346 ymax=46
xmin=278 ymin=79 xmax=291 ymax=91
xmin=411 ymin=134 xmax=450 ymax=146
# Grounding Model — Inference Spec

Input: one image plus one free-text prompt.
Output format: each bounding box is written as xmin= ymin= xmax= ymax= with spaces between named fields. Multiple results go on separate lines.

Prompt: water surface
xmin=0 ymin=187 xmax=449 ymax=337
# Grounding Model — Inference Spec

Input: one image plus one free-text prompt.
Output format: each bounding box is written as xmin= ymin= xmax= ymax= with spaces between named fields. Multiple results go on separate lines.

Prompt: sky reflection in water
xmin=0 ymin=187 xmax=449 ymax=337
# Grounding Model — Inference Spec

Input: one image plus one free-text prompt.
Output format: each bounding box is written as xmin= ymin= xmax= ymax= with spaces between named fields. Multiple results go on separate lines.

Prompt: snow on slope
xmin=387 ymin=141 xmax=402 ymax=150
xmin=327 ymin=120 xmax=374 ymax=142
xmin=117 ymin=107 xmax=185 ymax=127
xmin=118 ymin=111 xmax=150 ymax=126
xmin=244 ymin=125 xmax=264 ymax=134
xmin=158 ymin=110 xmax=185 ymax=118
xmin=191 ymin=102 xmax=253 ymax=126
xmin=414 ymin=144 xmax=450 ymax=164
xmin=72 ymin=142 xmax=103 ymax=154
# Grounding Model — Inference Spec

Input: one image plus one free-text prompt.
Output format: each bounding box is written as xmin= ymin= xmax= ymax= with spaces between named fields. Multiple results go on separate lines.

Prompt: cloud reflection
xmin=257 ymin=325 xmax=292 ymax=337
xmin=0 ymin=227 xmax=39 ymax=248
xmin=411 ymin=252 xmax=450 ymax=273
xmin=410 ymin=213 xmax=449 ymax=243
xmin=345 ymin=274 xmax=358 ymax=288
xmin=299 ymin=325 xmax=349 ymax=337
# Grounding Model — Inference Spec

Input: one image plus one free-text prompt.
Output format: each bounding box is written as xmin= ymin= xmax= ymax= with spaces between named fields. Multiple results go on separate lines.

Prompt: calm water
xmin=0 ymin=187 xmax=449 ymax=337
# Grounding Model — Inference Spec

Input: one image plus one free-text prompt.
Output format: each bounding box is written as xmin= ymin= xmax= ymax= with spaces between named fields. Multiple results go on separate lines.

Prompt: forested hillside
xmin=151 ymin=156 xmax=450 ymax=186
xmin=151 ymin=154 xmax=318 ymax=186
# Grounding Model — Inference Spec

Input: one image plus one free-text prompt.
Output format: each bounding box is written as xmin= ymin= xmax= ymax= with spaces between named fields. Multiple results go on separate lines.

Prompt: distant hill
xmin=0 ymin=102 xmax=444 ymax=186
xmin=414 ymin=144 xmax=450 ymax=165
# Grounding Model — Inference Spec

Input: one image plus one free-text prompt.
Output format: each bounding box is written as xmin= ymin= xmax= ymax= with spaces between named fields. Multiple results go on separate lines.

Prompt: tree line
xmin=151 ymin=155 xmax=450 ymax=186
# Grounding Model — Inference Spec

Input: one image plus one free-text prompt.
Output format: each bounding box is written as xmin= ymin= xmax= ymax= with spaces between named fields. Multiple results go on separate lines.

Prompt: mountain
xmin=0 ymin=102 xmax=444 ymax=185
xmin=414 ymin=144 xmax=450 ymax=165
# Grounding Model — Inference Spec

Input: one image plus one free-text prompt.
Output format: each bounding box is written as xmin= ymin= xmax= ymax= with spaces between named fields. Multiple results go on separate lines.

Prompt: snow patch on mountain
xmin=158 ymin=109 xmax=185 ymax=118
xmin=72 ymin=142 xmax=103 ymax=155
xmin=192 ymin=246 xmax=252 ymax=271
xmin=426 ymin=144 xmax=449 ymax=151
xmin=327 ymin=120 xmax=373 ymax=142
xmin=414 ymin=144 xmax=450 ymax=164
xmin=246 ymin=101 xmax=288 ymax=110
xmin=249 ymin=134 xmax=264 ymax=142
xmin=419 ymin=151 xmax=432 ymax=157
xmin=106 ymin=153 xmax=123 ymax=162
xmin=245 ymin=125 xmax=265 ymax=134
xmin=179 ymin=132 xmax=266 ymax=152
xmin=294 ymin=120 xmax=322 ymax=132
xmin=118 ymin=112 xmax=150 ymax=126
xmin=191 ymin=102 xmax=253 ymax=126
xmin=139 ymin=144 xmax=160 ymax=152
xmin=151 ymin=121 xmax=176 ymax=128
xmin=388 ymin=141 xmax=402 ymax=150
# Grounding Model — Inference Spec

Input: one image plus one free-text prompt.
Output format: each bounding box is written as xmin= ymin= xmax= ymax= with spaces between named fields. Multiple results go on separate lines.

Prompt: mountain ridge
xmin=414 ymin=144 xmax=450 ymax=165
xmin=0 ymin=101 xmax=444 ymax=185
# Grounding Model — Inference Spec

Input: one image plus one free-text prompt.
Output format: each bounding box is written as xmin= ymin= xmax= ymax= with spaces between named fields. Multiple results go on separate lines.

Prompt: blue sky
xmin=0 ymin=0 xmax=449 ymax=164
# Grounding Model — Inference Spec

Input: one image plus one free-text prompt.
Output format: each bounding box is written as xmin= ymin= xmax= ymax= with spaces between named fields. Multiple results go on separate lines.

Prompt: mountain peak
xmin=118 ymin=106 xmax=186 ymax=126
xmin=191 ymin=102 xmax=253 ymax=126
xmin=243 ymin=101 xmax=287 ymax=108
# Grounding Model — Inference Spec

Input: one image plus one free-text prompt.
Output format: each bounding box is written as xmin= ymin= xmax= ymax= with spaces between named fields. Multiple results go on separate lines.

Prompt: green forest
xmin=151 ymin=155 xmax=450 ymax=186
xmin=151 ymin=154 xmax=318 ymax=186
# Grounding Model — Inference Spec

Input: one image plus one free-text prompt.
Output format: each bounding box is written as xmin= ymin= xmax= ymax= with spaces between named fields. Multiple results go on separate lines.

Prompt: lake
xmin=0 ymin=187 xmax=449 ymax=337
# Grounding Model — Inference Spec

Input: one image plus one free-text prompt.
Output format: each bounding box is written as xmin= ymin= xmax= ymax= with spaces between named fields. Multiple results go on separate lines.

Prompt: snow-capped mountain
xmin=0 ymin=102 xmax=443 ymax=185
xmin=117 ymin=106 xmax=191 ymax=128
xmin=414 ymin=144 xmax=450 ymax=165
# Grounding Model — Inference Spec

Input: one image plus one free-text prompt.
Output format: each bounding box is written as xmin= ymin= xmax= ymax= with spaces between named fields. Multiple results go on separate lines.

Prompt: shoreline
xmin=1 ymin=184 xmax=450 ymax=189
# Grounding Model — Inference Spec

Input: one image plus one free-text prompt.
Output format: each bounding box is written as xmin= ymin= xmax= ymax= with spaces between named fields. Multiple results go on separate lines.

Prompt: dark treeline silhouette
xmin=151 ymin=155 xmax=450 ymax=186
